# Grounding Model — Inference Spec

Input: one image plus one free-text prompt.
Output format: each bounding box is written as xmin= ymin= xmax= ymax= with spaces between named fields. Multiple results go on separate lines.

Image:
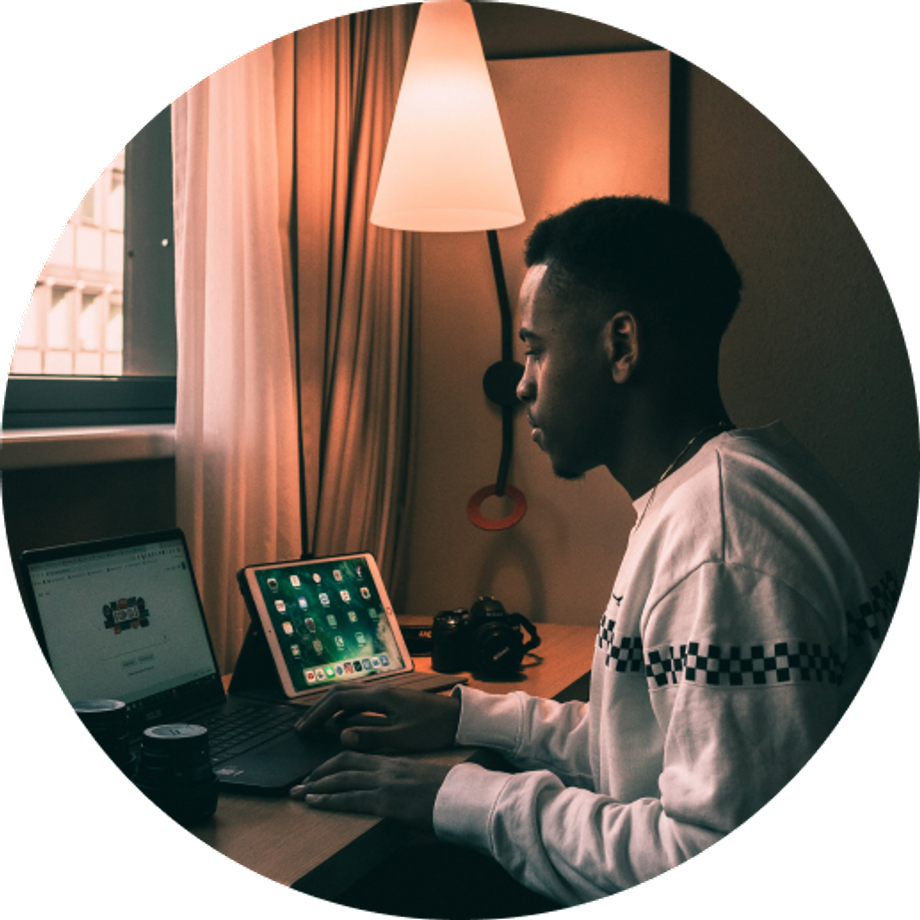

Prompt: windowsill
xmin=0 ymin=424 xmax=176 ymax=470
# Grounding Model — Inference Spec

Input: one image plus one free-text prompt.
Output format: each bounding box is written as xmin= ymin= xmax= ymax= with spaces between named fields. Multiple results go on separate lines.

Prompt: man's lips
xmin=527 ymin=414 xmax=542 ymax=443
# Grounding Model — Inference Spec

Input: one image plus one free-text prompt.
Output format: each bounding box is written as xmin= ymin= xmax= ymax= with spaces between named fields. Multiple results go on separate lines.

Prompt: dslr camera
xmin=431 ymin=597 xmax=541 ymax=678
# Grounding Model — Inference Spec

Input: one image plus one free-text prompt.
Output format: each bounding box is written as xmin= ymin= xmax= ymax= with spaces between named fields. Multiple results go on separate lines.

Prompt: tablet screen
xmin=243 ymin=553 xmax=411 ymax=697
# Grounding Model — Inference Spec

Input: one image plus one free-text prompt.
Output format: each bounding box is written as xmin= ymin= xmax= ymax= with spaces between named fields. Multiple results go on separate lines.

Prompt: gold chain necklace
xmin=633 ymin=421 xmax=734 ymax=531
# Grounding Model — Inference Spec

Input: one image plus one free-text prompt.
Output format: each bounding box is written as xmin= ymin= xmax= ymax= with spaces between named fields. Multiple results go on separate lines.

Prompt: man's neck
xmin=607 ymin=394 xmax=733 ymax=500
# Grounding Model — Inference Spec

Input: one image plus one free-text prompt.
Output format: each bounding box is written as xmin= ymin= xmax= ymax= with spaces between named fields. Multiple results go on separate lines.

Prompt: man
xmin=292 ymin=196 xmax=894 ymax=905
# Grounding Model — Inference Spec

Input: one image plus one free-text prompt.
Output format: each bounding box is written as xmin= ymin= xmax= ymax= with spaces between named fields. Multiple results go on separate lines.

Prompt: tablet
xmin=238 ymin=552 xmax=414 ymax=699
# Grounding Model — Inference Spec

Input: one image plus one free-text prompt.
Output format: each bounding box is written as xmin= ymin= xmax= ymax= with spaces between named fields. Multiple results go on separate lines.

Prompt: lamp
xmin=371 ymin=0 xmax=527 ymax=530
xmin=370 ymin=0 xmax=524 ymax=232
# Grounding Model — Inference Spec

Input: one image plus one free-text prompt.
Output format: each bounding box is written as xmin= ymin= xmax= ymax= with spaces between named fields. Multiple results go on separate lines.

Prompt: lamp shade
xmin=370 ymin=0 xmax=524 ymax=232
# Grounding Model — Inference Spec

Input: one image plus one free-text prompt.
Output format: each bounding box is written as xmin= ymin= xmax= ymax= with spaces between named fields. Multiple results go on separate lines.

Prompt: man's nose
xmin=516 ymin=372 xmax=533 ymax=403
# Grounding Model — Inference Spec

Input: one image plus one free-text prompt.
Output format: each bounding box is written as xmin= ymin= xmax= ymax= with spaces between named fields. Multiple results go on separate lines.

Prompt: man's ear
xmin=602 ymin=311 xmax=640 ymax=384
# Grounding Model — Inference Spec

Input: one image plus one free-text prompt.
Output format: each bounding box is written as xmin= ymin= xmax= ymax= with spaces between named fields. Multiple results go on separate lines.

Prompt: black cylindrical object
xmin=73 ymin=699 xmax=132 ymax=776
xmin=134 ymin=723 xmax=218 ymax=825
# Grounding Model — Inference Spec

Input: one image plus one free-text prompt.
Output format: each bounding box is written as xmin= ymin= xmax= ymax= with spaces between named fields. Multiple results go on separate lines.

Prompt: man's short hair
xmin=524 ymin=196 xmax=743 ymax=344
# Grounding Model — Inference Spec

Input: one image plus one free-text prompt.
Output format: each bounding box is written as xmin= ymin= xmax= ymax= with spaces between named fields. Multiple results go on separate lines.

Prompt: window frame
xmin=2 ymin=107 xmax=176 ymax=431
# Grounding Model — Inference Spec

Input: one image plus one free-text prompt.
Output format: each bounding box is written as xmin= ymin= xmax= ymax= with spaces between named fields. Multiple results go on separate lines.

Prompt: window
xmin=3 ymin=107 xmax=176 ymax=429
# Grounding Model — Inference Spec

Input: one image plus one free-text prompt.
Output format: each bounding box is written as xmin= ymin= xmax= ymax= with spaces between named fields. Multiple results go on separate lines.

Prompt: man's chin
xmin=540 ymin=442 xmax=587 ymax=481
xmin=552 ymin=464 xmax=585 ymax=482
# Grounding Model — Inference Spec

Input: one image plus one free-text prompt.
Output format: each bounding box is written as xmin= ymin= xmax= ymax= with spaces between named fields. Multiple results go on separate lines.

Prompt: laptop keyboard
xmin=196 ymin=707 xmax=302 ymax=764
xmin=190 ymin=672 xmax=464 ymax=765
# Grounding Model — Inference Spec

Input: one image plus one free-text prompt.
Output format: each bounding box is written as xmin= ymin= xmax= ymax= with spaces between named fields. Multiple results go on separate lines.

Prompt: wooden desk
xmin=190 ymin=621 xmax=597 ymax=899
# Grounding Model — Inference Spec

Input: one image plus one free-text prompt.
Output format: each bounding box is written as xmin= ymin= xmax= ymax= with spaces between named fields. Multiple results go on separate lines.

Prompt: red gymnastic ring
xmin=466 ymin=483 xmax=527 ymax=531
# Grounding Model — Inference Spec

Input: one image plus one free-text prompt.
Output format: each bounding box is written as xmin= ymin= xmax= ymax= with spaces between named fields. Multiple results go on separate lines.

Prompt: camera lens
xmin=134 ymin=724 xmax=218 ymax=825
xmin=431 ymin=609 xmax=470 ymax=674
xmin=474 ymin=622 xmax=524 ymax=677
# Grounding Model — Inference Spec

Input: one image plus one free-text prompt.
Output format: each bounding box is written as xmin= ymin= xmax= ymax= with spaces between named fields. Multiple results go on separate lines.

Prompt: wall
xmin=2 ymin=459 xmax=177 ymax=595
xmin=685 ymin=66 xmax=918 ymax=579
xmin=400 ymin=30 xmax=918 ymax=625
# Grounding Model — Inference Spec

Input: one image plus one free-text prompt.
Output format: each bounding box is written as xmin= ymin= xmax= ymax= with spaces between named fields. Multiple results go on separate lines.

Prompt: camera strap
xmin=509 ymin=612 xmax=542 ymax=653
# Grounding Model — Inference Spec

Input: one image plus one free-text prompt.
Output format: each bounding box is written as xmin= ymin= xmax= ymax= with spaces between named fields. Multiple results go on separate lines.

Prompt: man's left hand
xmin=289 ymin=752 xmax=453 ymax=832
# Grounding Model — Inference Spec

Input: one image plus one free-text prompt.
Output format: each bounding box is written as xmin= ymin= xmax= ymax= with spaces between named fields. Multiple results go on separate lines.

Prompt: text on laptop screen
xmin=28 ymin=537 xmax=218 ymax=705
xmin=253 ymin=555 xmax=407 ymax=693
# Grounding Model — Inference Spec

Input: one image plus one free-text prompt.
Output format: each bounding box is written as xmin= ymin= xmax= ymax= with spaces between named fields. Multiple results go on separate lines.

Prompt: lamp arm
xmin=483 ymin=230 xmax=524 ymax=497
xmin=468 ymin=232 xmax=527 ymax=529
xmin=487 ymin=229 xmax=514 ymax=362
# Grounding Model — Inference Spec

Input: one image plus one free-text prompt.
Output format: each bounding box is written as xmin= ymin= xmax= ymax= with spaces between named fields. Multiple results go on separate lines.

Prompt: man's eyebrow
xmin=519 ymin=327 xmax=539 ymax=342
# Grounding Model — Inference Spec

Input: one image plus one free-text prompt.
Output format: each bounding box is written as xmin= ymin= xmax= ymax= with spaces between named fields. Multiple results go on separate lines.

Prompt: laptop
xmin=20 ymin=529 xmax=462 ymax=794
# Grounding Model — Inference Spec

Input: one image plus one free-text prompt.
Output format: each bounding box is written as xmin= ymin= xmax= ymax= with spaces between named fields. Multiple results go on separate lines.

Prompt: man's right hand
xmin=293 ymin=685 xmax=461 ymax=753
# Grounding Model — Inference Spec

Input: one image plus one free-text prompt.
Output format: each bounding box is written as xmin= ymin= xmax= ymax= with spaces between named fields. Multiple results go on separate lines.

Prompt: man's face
xmin=515 ymin=265 xmax=618 ymax=480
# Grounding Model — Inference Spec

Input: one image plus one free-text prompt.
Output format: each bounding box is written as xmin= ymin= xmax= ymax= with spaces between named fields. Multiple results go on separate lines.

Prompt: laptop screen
xmin=23 ymin=532 xmax=221 ymax=722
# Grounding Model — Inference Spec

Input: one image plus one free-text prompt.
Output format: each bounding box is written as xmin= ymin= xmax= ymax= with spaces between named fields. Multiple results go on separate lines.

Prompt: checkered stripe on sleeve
xmin=600 ymin=618 xmax=845 ymax=687
xmin=847 ymin=569 xmax=898 ymax=646
xmin=645 ymin=641 xmax=844 ymax=689
xmin=603 ymin=573 xmax=896 ymax=690
xmin=597 ymin=615 xmax=644 ymax=672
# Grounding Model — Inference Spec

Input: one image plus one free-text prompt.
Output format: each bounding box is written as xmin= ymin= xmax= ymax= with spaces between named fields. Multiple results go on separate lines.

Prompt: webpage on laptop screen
xmin=29 ymin=538 xmax=216 ymax=704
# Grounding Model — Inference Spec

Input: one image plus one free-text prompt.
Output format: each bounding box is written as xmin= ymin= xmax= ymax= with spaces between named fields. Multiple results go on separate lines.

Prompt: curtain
xmin=287 ymin=8 xmax=419 ymax=601
xmin=172 ymin=9 xmax=417 ymax=673
xmin=172 ymin=43 xmax=301 ymax=673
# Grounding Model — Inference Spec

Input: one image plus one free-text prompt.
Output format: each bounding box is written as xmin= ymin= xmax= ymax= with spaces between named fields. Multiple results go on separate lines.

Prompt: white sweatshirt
xmin=432 ymin=423 xmax=894 ymax=905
